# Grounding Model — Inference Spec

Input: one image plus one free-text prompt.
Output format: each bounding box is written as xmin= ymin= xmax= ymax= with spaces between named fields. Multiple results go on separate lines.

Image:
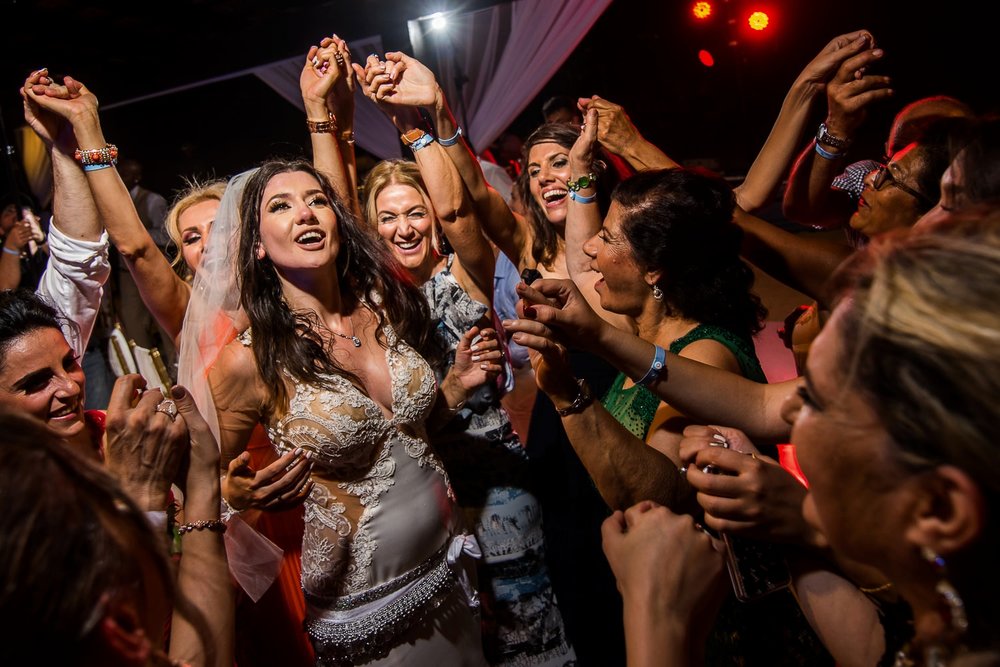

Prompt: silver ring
xmin=155 ymin=400 xmax=178 ymax=421
xmin=335 ymin=53 xmax=345 ymax=65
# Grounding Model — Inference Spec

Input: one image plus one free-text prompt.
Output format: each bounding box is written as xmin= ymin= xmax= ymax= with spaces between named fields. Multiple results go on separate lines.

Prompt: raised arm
xmin=357 ymin=52 xmax=534 ymax=269
xmin=413 ymin=140 xmax=496 ymax=305
xmin=504 ymin=279 xmax=797 ymax=441
xmin=301 ymin=35 xmax=359 ymax=213
xmin=27 ymin=75 xmax=192 ymax=339
xmin=736 ymin=30 xmax=879 ymax=212
xmin=360 ymin=58 xmax=497 ymax=306
xmin=579 ymin=95 xmax=679 ymax=172
xmin=22 ymin=69 xmax=109 ymax=354
xmin=782 ymin=42 xmax=893 ymax=228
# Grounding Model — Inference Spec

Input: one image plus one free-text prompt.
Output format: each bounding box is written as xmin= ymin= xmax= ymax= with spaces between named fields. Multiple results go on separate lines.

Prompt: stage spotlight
xmin=428 ymin=12 xmax=449 ymax=31
xmin=692 ymin=1 xmax=712 ymax=19
xmin=747 ymin=11 xmax=770 ymax=31
xmin=698 ymin=49 xmax=715 ymax=67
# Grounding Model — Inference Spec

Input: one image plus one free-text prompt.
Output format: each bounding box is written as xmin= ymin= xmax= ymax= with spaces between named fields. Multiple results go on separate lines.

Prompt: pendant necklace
xmin=331 ymin=316 xmax=362 ymax=347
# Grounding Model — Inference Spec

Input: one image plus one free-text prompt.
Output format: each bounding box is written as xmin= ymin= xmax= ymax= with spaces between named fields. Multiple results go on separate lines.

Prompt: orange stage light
xmin=748 ymin=11 xmax=770 ymax=31
xmin=692 ymin=1 xmax=713 ymax=19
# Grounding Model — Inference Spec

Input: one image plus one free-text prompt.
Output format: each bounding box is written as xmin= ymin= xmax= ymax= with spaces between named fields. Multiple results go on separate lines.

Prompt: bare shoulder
xmin=209 ymin=335 xmax=266 ymax=412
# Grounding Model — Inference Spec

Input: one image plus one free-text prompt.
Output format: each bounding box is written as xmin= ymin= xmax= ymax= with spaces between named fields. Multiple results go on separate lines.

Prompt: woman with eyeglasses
xmin=731 ymin=116 xmax=963 ymax=308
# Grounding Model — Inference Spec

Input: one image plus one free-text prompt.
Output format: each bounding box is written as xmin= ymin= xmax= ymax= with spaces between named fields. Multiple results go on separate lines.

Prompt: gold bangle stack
xmin=307 ymin=113 xmax=338 ymax=134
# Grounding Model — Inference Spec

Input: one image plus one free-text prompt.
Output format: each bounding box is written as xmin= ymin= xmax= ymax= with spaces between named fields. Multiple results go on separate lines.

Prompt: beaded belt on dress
xmin=306 ymin=534 xmax=481 ymax=665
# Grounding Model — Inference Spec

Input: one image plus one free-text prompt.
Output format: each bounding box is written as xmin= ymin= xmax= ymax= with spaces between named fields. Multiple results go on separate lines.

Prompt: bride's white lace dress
xmin=239 ymin=322 xmax=486 ymax=666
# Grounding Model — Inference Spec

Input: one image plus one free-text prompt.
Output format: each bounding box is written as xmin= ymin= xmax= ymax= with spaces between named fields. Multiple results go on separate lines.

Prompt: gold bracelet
xmin=859 ymin=582 xmax=893 ymax=594
xmin=306 ymin=113 xmax=338 ymax=134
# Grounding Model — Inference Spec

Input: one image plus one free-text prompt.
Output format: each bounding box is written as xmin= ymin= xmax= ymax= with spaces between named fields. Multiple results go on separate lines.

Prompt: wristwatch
xmin=816 ymin=122 xmax=851 ymax=150
xmin=401 ymin=128 xmax=428 ymax=146
xmin=555 ymin=378 xmax=594 ymax=416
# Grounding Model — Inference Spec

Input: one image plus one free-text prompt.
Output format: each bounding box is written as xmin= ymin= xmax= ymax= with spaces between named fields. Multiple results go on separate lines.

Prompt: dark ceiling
xmin=2 ymin=0 xmax=996 ymax=204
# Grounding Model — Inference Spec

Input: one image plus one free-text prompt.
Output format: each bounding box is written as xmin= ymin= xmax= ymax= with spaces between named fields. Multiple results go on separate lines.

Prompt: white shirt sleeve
xmin=35 ymin=222 xmax=110 ymax=357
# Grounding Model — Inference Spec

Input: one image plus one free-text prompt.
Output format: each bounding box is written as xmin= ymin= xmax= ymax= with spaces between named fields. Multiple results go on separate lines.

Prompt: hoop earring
xmin=651 ymin=284 xmax=663 ymax=301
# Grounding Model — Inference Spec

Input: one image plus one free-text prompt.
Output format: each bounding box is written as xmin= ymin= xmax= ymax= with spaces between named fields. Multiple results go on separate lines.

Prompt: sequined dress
xmin=240 ymin=322 xmax=487 ymax=667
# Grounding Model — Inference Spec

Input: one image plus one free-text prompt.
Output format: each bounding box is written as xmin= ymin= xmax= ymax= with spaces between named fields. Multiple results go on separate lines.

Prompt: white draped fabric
xmin=56 ymin=1 xmax=611 ymax=164
xmin=253 ymin=34 xmax=402 ymax=160
xmin=408 ymin=0 xmax=612 ymax=152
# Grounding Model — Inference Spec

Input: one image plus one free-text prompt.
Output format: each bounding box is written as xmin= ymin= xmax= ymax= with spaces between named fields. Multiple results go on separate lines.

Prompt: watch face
xmin=403 ymin=129 xmax=425 ymax=144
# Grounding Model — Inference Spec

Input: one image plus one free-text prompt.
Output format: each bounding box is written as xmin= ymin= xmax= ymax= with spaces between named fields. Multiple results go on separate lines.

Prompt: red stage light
xmin=698 ymin=49 xmax=715 ymax=67
xmin=748 ymin=11 xmax=770 ymax=31
xmin=692 ymin=1 xmax=712 ymax=19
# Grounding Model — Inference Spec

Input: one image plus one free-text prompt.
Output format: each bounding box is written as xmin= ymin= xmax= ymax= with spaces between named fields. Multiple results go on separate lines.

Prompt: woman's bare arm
xmin=28 ymin=76 xmax=191 ymax=338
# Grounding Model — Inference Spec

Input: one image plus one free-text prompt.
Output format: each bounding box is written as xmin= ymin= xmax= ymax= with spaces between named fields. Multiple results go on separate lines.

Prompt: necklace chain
xmin=330 ymin=316 xmax=362 ymax=347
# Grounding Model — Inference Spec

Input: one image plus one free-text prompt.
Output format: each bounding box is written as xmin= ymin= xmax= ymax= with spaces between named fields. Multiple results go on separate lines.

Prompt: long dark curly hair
xmin=515 ymin=122 xmax=617 ymax=270
xmin=237 ymin=160 xmax=434 ymax=411
xmin=614 ymin=168 xmax=766 ymax=338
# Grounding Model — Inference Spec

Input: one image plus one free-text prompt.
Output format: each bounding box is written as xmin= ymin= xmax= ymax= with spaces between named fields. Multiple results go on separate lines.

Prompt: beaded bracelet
xmin=438 ymin=126 xmax=463 ymax=147
xmin=636 ymin=345 xmax=667 ymax=386
xmin=74 ymin=143 xmax=118 ymax=167
xmin=814 ymin=142 xmax=845 ymax=161
xmin=177 ymin=519 xmax=227 ymax=535
xmin=307 ymin=113 xmax=338 ymax=134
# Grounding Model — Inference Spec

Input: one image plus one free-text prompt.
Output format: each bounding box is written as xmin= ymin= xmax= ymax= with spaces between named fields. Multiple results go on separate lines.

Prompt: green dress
xmin=601 ymin=324 xmax=766 ymax=440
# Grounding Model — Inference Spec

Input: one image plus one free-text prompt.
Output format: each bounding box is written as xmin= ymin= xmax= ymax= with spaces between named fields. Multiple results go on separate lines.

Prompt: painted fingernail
xmin=480 ymin=363 xmax=489 ymax=370
xmin=502 ymin=319 xmax=513 ymax=327
xmin=471 ymin=355 xmax=481 ymax=362
xmin=470 ymin=344 xmax=480 ymax=352
xmin=294 ymin=447 xmax=303 ymax=456
xmin=712 ymin=433 xmax=727 ymax=444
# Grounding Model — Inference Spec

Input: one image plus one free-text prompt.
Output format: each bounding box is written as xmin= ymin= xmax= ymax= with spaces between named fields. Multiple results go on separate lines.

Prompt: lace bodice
xmin=240 ymin=321 xmax=457 ymax=603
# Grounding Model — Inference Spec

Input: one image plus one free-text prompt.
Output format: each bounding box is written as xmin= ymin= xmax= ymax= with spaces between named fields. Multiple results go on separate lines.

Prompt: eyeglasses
xmin=870 ymin=163 xmax=932 ymax=207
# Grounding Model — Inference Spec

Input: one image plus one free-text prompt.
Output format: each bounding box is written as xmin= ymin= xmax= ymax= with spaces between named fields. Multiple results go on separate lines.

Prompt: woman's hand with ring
xmin=104 ymin=374 xmax=189 ymax=511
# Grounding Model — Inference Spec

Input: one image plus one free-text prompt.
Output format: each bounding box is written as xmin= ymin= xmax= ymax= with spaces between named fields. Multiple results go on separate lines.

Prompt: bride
xmin=182 ymin=160 xmax=493 ymax=665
